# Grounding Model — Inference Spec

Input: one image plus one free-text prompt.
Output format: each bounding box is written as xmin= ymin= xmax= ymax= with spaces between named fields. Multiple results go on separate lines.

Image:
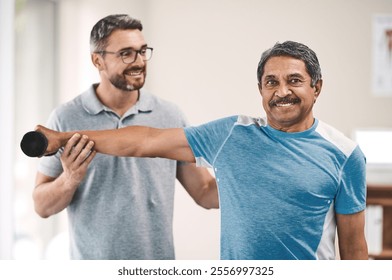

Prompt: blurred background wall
xmin=1 ymin=0 xmax=392 ymax=259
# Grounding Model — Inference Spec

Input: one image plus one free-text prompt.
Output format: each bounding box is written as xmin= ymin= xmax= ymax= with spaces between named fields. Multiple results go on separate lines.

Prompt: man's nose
xmin=274 ymin=85 xmax=292 ymax=98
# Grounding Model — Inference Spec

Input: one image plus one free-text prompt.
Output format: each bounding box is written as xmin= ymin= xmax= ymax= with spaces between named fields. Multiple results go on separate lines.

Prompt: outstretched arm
xmin=35 ymin=125 xmax=196 ymax=162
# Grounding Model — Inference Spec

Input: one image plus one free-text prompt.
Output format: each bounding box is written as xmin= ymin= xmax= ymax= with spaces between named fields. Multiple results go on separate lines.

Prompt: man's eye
xmin=120 ymin=50 xmax=132 ymax=57
xmin=289 ymin=78 xmax=301 ymax=84
xmin=139 ymin=48 xmax=147 ymax=55
xmin=266 ymin=80 xmax=277 ymax=87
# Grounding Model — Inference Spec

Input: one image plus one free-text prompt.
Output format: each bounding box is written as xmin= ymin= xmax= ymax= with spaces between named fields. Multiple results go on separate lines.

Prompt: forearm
xmin=39 ymin=125 xmax=154 ymax=157
xmin=339 ymin=246 xmax=368 ymax=260
xmin=338 ymin=238 xmax=368 ymax=260
xmin=200 ymin=179 xmax=219 ymax=209
xmin=37 ymin=124 xmax=194 ymax=161
xmin=177 ymin=164 xmax=219 ymax=209
xmin=76 ymin=126 xmax=153 ymax=157
xmin=336 ymin=211 xmax=369 ymax=260
xmin=33 ymin=174 xmax=79 ymax=218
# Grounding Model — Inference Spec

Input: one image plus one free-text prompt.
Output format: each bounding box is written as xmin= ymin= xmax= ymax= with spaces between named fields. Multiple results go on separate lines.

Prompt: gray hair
xmin=257 ymin=41 xmax=322 ymax=87
xmin=90 ymin=14 xmax=143 ymax=53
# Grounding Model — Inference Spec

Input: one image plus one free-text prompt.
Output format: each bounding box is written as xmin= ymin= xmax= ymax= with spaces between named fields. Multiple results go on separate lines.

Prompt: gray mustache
xmin=269 ymin=97 xmax=300 ymax=107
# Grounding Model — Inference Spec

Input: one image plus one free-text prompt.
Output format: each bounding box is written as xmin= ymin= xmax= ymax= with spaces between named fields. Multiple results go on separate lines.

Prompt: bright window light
xmin=354 ymin=130 xmax=392 ymax=165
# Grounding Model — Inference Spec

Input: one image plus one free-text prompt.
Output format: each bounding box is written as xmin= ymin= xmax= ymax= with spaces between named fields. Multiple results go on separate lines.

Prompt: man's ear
xmin=91 ymin=53 xmax=104 ymax=70
xmin=314 ymin=79 xmax=323 ymax=99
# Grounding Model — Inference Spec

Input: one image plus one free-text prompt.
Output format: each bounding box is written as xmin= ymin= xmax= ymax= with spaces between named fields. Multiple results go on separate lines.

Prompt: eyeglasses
xmin=96 ymin=47 xmax=153 ymax=64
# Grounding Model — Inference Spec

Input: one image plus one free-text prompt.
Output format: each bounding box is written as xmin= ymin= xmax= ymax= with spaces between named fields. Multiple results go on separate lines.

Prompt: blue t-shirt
xmin=184 ymin=115 xmax=366 ymax=260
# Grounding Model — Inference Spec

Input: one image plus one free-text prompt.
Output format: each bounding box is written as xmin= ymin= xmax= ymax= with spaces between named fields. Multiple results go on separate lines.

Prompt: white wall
xmin=11 ymin=0 xmax=392 ymax=259
xmin=146 ymin=0 xmax=392 ymax=132
xmin=0 ymin=0 xmax=15 ymax=260
xmin=57 ymin=0 xmax=392 ymax=131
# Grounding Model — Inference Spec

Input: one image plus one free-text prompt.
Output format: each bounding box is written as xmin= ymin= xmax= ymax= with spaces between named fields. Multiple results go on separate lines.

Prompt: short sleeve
xmin=335 ymin=146 xmax=367 ymax=214
xmin=184 ymin=116 xmax=237 ymax=167
xmin=37 ymin=109 xmax=65 ymax=178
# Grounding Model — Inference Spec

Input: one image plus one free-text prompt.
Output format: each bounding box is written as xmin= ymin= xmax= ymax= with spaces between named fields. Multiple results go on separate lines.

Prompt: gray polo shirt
xmin=38 ymin=84 xmax=187 ymax=259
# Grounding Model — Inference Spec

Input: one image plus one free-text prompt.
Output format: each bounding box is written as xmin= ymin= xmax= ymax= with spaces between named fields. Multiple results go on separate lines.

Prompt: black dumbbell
xmin=20 ymin=131 xmax=49 ymax=157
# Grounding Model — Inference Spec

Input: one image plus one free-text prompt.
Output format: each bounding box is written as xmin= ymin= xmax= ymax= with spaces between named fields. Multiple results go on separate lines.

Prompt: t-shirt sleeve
xmin=335 ymin=146 xmax=367 ymax=214
xmin=184 ymin=116 xmax=237 ymax=168
xmin=37 ymin=110 xmax=64 ymax=178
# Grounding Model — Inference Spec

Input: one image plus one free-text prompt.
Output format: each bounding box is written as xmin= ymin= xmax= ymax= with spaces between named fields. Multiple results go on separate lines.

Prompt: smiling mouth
xmin=124 ymin=69 xmax=143 ymax=76
xmin=269 ymin=97 xmax=300 ymax=107
xmin=276 ymin=102 xmax=295 ymax=107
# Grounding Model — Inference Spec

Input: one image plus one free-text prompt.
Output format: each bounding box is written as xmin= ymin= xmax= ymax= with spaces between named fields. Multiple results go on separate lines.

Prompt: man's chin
xmin=113 ymin=82 xmax=143 ymax=91
xmin=126 ymin=83 xmax=144 ymax=91
xmin=126 ymin=84 xmax=136 ymax=91
xmin=126 ymin=78 xmax=145 ymax=90
xmin=110 ymin=76 xmax=145 ymax=91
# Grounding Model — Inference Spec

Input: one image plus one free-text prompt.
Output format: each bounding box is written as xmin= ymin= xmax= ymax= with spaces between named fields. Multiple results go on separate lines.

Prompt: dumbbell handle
xmin=20 ymin=131 xmax=49 ymax=157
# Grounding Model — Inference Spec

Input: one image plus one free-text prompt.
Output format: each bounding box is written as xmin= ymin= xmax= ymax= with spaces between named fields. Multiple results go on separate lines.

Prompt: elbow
xmin=196 ymin=179 xmax=219 ymax=209
xmin=194 ymin=190 xmax=220 ymax=210
xmin=198 ymin=200 xmax=220 ymax=210
xmin=32 ymin=192 xmax=51 ymax=219
xmin=34 ymin=205 xmax=51 ymax=219
xmin=198 ymin=204 xmax=217 ymax=210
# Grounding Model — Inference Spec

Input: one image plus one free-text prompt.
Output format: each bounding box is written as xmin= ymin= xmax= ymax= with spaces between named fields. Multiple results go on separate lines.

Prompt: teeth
xmin=126 ymin=70 xmax=142 ymax=76
xmin=276 ymin=103 xmax=293 ymax=107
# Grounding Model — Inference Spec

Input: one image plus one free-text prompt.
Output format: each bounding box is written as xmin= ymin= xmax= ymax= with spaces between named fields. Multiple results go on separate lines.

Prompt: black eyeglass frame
xmin=95 ymin=47 xmax=153 ymax=64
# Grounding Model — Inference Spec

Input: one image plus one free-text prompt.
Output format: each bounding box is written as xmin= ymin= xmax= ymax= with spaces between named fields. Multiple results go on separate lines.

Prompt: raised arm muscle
xmin=48 ymin=125 xmax=195 ymax=162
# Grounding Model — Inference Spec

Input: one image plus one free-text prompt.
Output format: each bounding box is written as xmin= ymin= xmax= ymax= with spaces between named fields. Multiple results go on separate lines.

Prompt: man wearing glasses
xmin=32 ymin=14 xmax=218 ymax=260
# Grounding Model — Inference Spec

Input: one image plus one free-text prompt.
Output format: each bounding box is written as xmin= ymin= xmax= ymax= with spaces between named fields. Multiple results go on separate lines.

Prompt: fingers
xmin=76 ymin=140 xmax=96 ymax=165
xmin=34 ymin=125 xmax=61 ymax=156
xmin=63 ymin=133 xmax=82 ymax=157
xmin=59 ymin=134 xmax=95 ymax=186
xmin=62 ymin=133 xmax=95 ymax=164
xmin=82 ymin=149 xmax=97 ymax=166
xmin=34 ymin=124 xmax=44 ymax=132
xmin=34 ymin=124 xmax=51 ymax=138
